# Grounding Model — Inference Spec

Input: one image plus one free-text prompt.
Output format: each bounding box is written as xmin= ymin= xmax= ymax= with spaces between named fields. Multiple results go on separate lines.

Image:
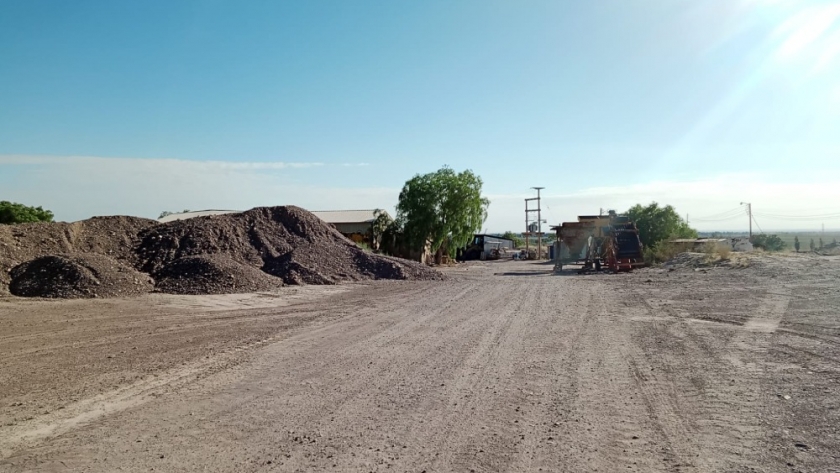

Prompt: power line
xmin=691 ymin=207 xmax=747 ymax=221
xmin=751 ymin=215 xmax=765 ymax=235
xmin=752 ymin=211 xmax=840 ymax=220
xmin=691 ymin=213 xmax=746 ymax=223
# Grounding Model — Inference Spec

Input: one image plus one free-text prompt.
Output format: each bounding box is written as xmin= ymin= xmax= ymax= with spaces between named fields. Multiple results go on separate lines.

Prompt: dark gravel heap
xmin=2 ymin=206 xmax=442 ymax=298
xmin=137 ymin=206 xmax=443 ymax=286
xmin=9 ymin=253 xmax=154 ymax=299
xmin=0 ymin=216 xmax=157 ymax=296
xmin=154 ymin=254 xmax=285 ymax=295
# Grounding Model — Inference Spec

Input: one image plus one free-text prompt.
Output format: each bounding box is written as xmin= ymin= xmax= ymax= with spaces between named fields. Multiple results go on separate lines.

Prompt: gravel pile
xmin=154 ymin=254 xmax=285 ymax=295
xmin=1 ymin=206 xmax=441 ymax=298
xmin=0 ymin=216 xmax=157 ymax=296
xmin=136 ymin=206 xmax=443 ymax=286
xmin=9 ymin=253 xmax=154 ymax=299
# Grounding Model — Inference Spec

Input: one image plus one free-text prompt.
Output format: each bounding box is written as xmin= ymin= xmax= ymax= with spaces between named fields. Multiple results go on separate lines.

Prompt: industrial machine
xmin=553 ymin=211 xmax=644 ymax=272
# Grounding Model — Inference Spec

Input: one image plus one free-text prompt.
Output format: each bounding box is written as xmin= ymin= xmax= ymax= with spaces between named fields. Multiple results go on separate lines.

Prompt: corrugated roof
xmin=158 ymin=209 xmax=241 ymax=223
xmin=311 ymin=210 xmax=385 ymax=224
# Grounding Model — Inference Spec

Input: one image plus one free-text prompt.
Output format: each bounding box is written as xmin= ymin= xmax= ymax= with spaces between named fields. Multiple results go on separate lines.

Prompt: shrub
xmin=644 ymin=244 xmax=682 ymax=265
xmin=702 ymin=241 xmax=731 ymax=262
xmin=752 ymin=234 xmax=786 ymax=252
xmin=0 ymin=201 xmax=54 ymax=224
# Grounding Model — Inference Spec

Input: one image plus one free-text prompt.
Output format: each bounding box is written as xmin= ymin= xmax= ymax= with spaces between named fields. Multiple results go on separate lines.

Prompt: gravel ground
xmin=0 ymin=254 xmax=838 ymax=472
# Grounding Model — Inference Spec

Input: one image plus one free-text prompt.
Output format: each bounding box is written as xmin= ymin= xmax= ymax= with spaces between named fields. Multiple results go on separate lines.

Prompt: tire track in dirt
xmin=620 ymin=281 xmax=791 ymax=471
xmin=0 ymin=283 xmax=433 ymax=462
xmin=498 ymin=276 xmax=591 ymax=472
xmin=560 ymin=294 xmax=697 ymax=473
xmin=87 ymin=279 xmax=514 ymax=473
xmin=4 ymin=259 xmax=832 ymax=472
xmin=420 ymin=279 xmax=537 ymax=471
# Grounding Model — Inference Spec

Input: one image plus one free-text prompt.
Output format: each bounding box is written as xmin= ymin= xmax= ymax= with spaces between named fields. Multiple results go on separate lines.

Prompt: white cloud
xmin=0 ymin=155 xmax=325 ymax=170
xmin=484 ymin=173 xmax=840 ymax=232
xmin=3 ymin=156 xmax=838 ymax=232
xmin=0 ymin=155 xmax=393 ymax=221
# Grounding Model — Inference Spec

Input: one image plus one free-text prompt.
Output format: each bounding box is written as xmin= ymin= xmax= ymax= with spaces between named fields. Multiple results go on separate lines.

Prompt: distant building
xmin=311 ymin=210 xmax=387 ymax=244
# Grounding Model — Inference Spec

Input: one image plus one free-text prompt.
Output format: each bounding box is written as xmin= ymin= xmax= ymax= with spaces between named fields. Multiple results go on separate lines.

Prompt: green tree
xmin=752 ymin=234 xmax=786 ymax=252
xmin=810 ymin=238 xmax=816 ymax=251
xmin=501 ymin=231 xmax=524 ymax=248
xmin=625 ymin=202 xmax=697 ymax=249
xmin=794 ymin=236 xmax=800 ymax=252
xmin=0 ymin=201 xmax=54 ymax=225
xmin=370 ymin=209 xmax=393 ymax=250
xmin=397 ymin=167 xmax=489 ymax=257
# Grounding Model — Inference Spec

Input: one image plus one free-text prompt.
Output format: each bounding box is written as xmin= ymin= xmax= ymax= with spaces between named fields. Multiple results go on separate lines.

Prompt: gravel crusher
xmin=552 ymin=211 xmax=645 ymax=273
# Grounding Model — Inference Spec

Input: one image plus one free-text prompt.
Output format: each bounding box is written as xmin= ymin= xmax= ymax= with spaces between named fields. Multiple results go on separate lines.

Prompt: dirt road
xmin=1 ymin=256 xmax=838 ymax=472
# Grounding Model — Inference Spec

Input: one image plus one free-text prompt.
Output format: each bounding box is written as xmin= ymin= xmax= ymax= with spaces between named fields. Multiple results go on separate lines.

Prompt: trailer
xmin=457 ymin=234 xmax=517 ymax=261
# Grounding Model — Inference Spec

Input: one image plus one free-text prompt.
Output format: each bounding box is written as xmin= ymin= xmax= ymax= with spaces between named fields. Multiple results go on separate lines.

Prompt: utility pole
xmin=525 ymin=187 xmax=544 ymax=259
xmin=535 ymin=187 xmax=543 ymax=259
xmin=741 ymin=202 xmax=752 ymax=241
xmin=524 ymin=199 xmax=530 ymax=256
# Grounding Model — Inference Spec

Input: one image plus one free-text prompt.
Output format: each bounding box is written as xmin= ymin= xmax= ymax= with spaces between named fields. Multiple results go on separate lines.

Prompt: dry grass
xmin=727 ymin=253 xmax=752 ymax=268
xmin=644 ymin=244 xmax=682 ymax=265
xmin=702 ymin=241 xmax=732 ymax=262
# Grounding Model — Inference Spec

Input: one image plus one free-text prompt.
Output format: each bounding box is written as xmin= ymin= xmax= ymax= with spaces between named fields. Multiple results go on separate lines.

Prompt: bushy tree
xmin=396 ymin=167 xmax=489 ymax=257
xmin=625 ymin=202 xmax=696 ymax=249
xmin=371 ymin=209 xmax=393 ymax=250
xmin=501 ymin=231 xmax=524 ymax=247
xmin=752 ymin=234 xmax=786 ymax=252
xmin=794 ymin=236 xmax=800 ymax=252
xmin=0 ymin=201 xmax=54 ymax=224
xmin=810 ymin=239 xmax=816 ymax=251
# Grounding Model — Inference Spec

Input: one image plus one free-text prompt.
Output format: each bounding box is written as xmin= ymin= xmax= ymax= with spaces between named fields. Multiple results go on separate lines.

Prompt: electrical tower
xmin=525 ymin=187 xmax=545 ymax=259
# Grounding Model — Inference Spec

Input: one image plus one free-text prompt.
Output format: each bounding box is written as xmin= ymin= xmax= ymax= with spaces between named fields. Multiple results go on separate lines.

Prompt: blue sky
xmin=2 ymin=0 xmax=839 ymax=230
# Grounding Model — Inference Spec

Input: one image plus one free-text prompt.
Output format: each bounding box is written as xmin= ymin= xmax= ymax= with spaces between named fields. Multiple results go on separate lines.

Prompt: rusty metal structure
xmin=552 ymin=211 xmax=645 ymax=273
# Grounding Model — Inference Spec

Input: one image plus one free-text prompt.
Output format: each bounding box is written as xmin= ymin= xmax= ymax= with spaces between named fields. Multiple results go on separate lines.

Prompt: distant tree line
xmin=159 ymin=209 xmax=191 ymax=219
